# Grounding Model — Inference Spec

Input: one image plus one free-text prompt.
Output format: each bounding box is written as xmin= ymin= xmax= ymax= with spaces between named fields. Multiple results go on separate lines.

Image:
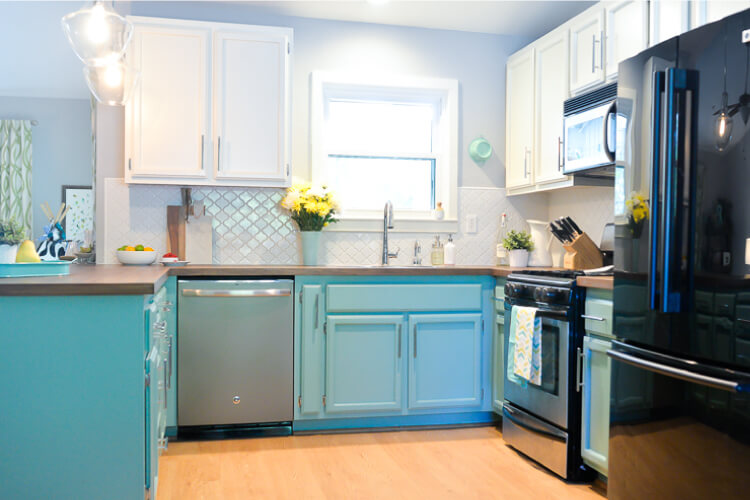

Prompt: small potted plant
xmin=280 ymin=184 xmax=339 ymax=265
xmin=0 ymin=219 xmax=26 ymax=264
xmin=502 ymin=229 xmax=534 ymax=268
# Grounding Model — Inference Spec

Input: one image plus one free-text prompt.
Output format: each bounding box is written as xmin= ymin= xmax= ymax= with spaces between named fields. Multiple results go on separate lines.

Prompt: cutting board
xmin=185 ymin=215 xmax=214 ymax=264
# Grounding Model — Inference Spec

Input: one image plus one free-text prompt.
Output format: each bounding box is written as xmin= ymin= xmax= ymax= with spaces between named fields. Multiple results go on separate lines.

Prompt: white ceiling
xmin=240 ymin=0 xmax=596 ymax=37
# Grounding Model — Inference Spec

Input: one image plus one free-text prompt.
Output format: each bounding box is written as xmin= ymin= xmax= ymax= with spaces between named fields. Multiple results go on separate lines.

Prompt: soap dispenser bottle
xmin=431 ymin=235 xmax=444 ymax=265
xmin=444 ymin=234 xmax=456 ymax=265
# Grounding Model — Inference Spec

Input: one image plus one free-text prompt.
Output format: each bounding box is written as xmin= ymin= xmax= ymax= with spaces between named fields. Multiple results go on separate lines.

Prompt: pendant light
xmin=83 ymin=58 xmax=140 ymax=106
xmin=715 ymin=31 xmax=733 ymax=152
xmin=61 ymin=1 xmax=133 ymax=66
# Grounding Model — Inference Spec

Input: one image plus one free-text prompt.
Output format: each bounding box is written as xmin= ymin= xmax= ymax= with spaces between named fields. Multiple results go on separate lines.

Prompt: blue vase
xmin=300 ymin=231 xmax=321 ymax=266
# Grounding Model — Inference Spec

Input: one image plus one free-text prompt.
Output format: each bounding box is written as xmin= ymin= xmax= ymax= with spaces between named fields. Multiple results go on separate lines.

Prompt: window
xmin=311 ymin=72 xmax=458 ymax=232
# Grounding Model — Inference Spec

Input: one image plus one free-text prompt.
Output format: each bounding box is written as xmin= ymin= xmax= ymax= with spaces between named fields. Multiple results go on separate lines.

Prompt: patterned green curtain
xmin=0 ymin=120 xmax=33 ymax=236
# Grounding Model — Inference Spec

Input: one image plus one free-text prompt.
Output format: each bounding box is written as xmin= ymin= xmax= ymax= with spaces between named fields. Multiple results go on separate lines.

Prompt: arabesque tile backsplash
xmin=102 ymin=179 xmax=547 ymax=266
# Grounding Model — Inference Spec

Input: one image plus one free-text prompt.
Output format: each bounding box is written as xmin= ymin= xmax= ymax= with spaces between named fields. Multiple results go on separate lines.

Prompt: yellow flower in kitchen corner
xmin=280 ymin=183 xmax=339 ymax=231
xmin=625 ymin=191 xmax=649 ymax=238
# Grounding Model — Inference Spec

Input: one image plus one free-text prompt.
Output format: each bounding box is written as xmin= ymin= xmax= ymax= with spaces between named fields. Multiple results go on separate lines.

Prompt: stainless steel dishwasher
xmin=177 ymin=279 xmax=293 ymax=437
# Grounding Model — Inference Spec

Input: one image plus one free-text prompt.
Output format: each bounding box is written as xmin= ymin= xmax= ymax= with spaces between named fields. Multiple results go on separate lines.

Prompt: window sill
xmin=326 ymin=217 xmax=459 ymax=233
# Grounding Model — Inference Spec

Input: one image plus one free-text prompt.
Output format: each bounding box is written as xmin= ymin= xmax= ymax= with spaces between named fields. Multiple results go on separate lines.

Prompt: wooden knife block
xmin=563 ymin=232 xmax=603 ymax=270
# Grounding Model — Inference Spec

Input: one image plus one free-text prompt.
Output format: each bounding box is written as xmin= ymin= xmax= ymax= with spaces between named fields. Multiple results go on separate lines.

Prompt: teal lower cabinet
xmin=408 ymin=313 xmax=482 ymax=409
xmin=492 ymin=279 xmax=505 ymax=413
xmin=326 ymin=315 xmax=404 ymax=413
xmin=294 ymin=275 xmax=496 ymax=432
xmin=580 ymin=334 xmax=612 ymax=477
xmin=0 ymin=286 xmax=171 ymax=500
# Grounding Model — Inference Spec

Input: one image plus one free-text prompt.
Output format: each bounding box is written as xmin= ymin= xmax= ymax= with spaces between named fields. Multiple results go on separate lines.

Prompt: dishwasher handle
xmin=181 ymin=288 xmax=292 ymax=298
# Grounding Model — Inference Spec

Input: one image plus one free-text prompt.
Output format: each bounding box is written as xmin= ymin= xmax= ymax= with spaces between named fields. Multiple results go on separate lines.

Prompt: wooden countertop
xmin=0 ymin=264 xmax=568 ymax=296
xmin=576 ymin=275 xmax=613 ymax=290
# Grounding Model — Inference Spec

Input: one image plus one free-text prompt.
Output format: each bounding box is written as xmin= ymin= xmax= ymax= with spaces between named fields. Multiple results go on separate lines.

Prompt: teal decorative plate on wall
xmin=468 ymin=137 xmax=493 ymax=165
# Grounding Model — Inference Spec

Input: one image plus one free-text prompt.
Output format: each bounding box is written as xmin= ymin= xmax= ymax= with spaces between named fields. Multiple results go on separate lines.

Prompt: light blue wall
xmin=0 ymin=96 xmax=92 ymax=241
xmin=128 ymin=1 xmax=532 ymax=188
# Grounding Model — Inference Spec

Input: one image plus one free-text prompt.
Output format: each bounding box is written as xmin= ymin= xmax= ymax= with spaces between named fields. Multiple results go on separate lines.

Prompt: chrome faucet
xmin=382 ymin=201 xmax=399 ymax=265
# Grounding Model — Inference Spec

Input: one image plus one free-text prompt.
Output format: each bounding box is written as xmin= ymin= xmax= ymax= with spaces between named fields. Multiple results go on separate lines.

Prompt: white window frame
xmin=311 ymin=71 xmax=459 ymax=232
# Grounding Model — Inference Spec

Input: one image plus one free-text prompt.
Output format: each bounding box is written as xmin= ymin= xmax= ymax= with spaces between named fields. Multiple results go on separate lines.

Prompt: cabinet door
xmin=649 ymin=0 xmax=690 ymax=46
xmin=569 ymin=7 xmax=605 ymax=93
xmin=605 ymin=0 xmax=649 ymax=79
xmin=692 ymin=0 xmax=750 ymax=28
xmin=492 ymin=312 xmax=505 ymax=413
xmin=408 ymin=313 xmax=482 ymax=409
xmin=299 ymin=285 xmax=325 ymax=416
xmin=213 ymin=29 xmax=291 ymax=186
xmin=506 ymin=48 xmax=535 ymax=189
xmin=126 ymin=21 xmax=211 ymax=182
xmin=325 ymin=315 xmax=404 ymax=414
xmin=580 ymin=335 xmax=612 ymax=476
xmin=534 ymin=29 xmax=569 ymax=184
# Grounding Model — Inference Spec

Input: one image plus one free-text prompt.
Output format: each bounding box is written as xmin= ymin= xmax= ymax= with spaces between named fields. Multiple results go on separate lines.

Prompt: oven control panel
xmin=504 ymin=282 xmax=572 ymax=307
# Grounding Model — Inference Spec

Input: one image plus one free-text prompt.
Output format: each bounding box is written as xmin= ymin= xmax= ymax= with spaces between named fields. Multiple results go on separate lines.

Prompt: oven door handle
xmin=502 ymin=403 xmax=567 ymax=442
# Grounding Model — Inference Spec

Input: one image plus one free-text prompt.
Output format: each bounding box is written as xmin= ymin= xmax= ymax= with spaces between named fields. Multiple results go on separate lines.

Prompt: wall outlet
xmin=465 ymin=214 xmax=478 ymax=234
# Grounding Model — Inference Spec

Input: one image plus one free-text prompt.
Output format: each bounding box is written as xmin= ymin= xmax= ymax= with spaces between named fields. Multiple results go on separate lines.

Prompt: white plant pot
xmin=508 ymin=249 xmax=529 ymax=268
xmin=0 ymin=243 xmax=19 ymax=264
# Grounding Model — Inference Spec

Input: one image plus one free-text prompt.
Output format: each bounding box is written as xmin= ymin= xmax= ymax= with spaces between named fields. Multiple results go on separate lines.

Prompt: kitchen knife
xmin=558 ymin=218 xmax=577 ymax=241
xmin=565 ymin=216 xmax=583 ymax=236
xmin=548 ymin=223 xmax=566 ymax=243
xmin=550 ymin=221 xmax=570 ymax=243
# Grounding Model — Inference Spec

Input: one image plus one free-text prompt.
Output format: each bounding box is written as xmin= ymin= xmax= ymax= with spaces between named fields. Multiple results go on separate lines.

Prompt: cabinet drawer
xmin=584 ymin=297 xmax=613 ymax=337
xmin=714 ymin=293 xmax=736 ymax=317
xmin=326 ymin=284 xmax=483 ymax=313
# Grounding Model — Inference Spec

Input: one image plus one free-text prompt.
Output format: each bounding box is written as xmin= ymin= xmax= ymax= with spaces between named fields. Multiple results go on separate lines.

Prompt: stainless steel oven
xmin=563 ymin=82 xmax=617 ymax=176
xmin=501 ymin=272 xmax=594 ymax=482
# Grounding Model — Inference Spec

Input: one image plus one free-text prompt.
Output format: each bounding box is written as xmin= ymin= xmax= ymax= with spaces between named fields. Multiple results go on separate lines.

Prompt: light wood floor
xmin=157 ymin=426 xmax=605 ymax=500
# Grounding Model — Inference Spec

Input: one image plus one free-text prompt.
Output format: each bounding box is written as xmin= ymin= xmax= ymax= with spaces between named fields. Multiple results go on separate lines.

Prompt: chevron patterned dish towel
xmin=511 ymin=305 xmax=542 ymax=385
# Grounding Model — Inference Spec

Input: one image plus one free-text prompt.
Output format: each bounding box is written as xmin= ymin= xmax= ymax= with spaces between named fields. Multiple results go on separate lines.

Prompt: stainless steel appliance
xmin=563 ymin=82 xmax=617 ymax=177
xmin=612 ymin=9 xmax=750 ymax=499
xmin=177 ymin=279 xmax=293 ymax=438
xmin=502 ymin=271 xmax=594 ymax=481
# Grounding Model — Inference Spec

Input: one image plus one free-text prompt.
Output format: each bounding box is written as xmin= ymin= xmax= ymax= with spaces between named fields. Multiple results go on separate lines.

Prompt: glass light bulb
xmin=715 ymin=111 xmax=733 ymax=151
xmin=84 ymin=60 xmax=140 ymax=106
xmin=62 ymin=1 xmax=132 ymax=66
xmin=86 ymin=3 xmax=109 ymax=44
xmin=103 ymin=64 xmax=123 ymax=87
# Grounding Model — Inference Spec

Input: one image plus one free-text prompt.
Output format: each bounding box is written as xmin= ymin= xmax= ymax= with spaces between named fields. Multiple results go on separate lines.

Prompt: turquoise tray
xmin=0 ymin=261 xmax=71 ymax=278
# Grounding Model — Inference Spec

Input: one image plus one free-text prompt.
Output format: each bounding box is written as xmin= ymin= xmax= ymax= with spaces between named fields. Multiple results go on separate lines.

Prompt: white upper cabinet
xmin=126 ymin=20 xmax=211 ymax=181
xmin=534 ymin=28 xmax=569 ymax=184
xmin=693 ymin=0 xmax=750 ymax=27
xmin=569 ymin=7 xmax=605 ymax=94
xmin=650 ymin=0 xmax=691 ymax=45
xmin=605 ymin=0 xmax=649 ymax=79
xmin=213 ymin=30 xmax=290 ymax=183
xmin=505 ymin=47 xmax=535 ymax=189
xmin=126 ymin=17 xmax=292 ymax=187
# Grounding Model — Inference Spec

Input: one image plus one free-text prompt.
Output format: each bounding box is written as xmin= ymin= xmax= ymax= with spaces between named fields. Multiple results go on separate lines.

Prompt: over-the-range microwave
xmin=562 ymin=82 xmax=617 ymax=177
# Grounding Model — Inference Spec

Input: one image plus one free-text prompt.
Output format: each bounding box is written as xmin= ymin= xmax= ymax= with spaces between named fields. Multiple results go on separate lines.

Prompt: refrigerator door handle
xmin=607 ymin=348 xmax=750 ymax=393
xmin=661 ymin=68 xmax=699 ymax=313
xmin=648 ymin=71 xmax=665 ymax=310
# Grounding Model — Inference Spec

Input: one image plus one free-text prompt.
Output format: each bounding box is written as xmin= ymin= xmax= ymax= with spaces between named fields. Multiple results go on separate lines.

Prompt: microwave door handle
xmin=648 ymin=71 xmax=665 ymax=310
xmin=603 ymin=101 xmax=616 ymax=162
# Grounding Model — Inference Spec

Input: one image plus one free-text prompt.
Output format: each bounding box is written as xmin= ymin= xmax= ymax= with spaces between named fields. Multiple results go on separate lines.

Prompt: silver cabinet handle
xmin=200 ymin=134 xmax=205 ymax=171
xmin=600 ymin=30 xmax=605 ymax=71
xmin=581 ymin=314 xmax=605 ymax=322
xmin=576 ymin=347 xmax=584 ymax=392
xmin=413 ymin=325 xmax=418 ymax=358
xmin=523 ymin=147 xmax=530 ymax=178
xmin=182 ymin=289 xmax=291 ymax=298
xmin=557 ymin=136 xmax=563 ymax=171
xmin=217 ymin=136 xmax=222 ymax=171
xmin=162 ymin=359 xmax=168 ymax=409
xmin=397 ymin=324 xmax=402 ymax=358
xmin=607 ymin=349 xmax=749 ymax=393
xmin=314 ymin=295 xmax=319 ymax=329
xmin=591 ymin=33 xmax=596 ymax=72
xmin=491 ymin=296 xmax=504 ymax=302
xmin=166 ymin=335 xmax=173 ymax=389
xmin=738 ymin=318 xmax=750 ymax=324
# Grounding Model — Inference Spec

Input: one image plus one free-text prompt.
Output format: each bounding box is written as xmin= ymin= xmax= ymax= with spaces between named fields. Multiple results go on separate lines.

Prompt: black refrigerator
xmin=611 ymin=8 xmax=750 ymax=500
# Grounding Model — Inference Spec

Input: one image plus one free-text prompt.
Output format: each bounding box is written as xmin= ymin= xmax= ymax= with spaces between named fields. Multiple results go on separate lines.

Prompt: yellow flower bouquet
xmin=281 ymin=183 xmax=339 ymax=231
xmin=625 ymin=192 xmax=649 ymax=238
